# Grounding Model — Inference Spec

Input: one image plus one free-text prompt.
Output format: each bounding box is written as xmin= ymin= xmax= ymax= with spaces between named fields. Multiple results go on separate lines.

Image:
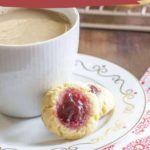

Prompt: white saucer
xmin=0 ymin=54 xmax=146 ymax=150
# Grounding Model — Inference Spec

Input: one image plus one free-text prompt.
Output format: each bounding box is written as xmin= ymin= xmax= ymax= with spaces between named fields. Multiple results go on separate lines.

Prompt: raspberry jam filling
xmin=57 ymin=88 xmax=90 ymax=129
xmin=89 ymin=84 xmax=101 ymax=95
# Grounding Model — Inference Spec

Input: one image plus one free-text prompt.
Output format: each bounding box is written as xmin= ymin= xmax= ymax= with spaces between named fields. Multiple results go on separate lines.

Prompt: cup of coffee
xmin=0 ymin=8 xmax=79 ymax=118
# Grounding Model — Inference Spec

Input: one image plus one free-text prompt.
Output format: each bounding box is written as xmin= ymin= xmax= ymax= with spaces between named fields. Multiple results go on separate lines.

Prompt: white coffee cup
xmin=0 ymin=8 xmax=79 ymax=118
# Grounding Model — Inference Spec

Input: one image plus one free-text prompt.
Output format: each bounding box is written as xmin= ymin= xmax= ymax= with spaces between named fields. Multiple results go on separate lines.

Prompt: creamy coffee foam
xmin=0 ymin=9 xmax=70 ymax=45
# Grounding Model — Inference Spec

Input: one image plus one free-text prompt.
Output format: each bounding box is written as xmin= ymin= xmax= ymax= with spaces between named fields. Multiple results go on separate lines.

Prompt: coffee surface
xmin=0 ymin=9 xmax=70 ymax=45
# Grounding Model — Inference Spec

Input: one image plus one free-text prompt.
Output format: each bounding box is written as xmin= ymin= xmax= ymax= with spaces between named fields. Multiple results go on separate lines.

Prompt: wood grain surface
xmin=79 ymin=28 xmax=150 ymax=79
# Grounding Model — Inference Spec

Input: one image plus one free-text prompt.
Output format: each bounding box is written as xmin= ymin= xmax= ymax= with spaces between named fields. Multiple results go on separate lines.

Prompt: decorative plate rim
xmin=78 ymin=54 xmax=147 ymax=149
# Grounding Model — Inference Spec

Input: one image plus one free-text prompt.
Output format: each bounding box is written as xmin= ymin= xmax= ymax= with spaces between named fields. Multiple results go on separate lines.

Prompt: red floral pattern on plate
xmin=147 ymin=87 xmax=150 ymax=103
xmin=140 ymin=68 xmax=150 ymax=86
xmin=140 ymin=68 xmax=150 ymax=103
xmin=101 ymin=144 xmax=115 ymax=150
xmin=132 ymin=110 xmax=150 ymax=134
xmin=122 ymin=136 xmax=150 ymax=150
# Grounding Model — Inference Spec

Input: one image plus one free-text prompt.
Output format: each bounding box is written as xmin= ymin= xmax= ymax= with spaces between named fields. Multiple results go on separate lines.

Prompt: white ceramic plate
xmin=0 ymin=54 xmax=146 ymax=150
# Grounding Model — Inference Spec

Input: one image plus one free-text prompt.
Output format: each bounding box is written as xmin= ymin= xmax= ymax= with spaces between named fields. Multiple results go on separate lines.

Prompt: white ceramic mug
xmin=0 ymin=8 xmax=79 ymax=118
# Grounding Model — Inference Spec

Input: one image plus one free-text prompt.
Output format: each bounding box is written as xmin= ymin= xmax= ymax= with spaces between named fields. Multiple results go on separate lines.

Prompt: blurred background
xmin=78 ymin=4 xmax=150 ymax=79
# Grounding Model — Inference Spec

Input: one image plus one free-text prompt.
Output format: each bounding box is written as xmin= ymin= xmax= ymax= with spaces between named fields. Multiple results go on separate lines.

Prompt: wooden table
xmin=79 ymin=28 xmax=150 ymax=79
